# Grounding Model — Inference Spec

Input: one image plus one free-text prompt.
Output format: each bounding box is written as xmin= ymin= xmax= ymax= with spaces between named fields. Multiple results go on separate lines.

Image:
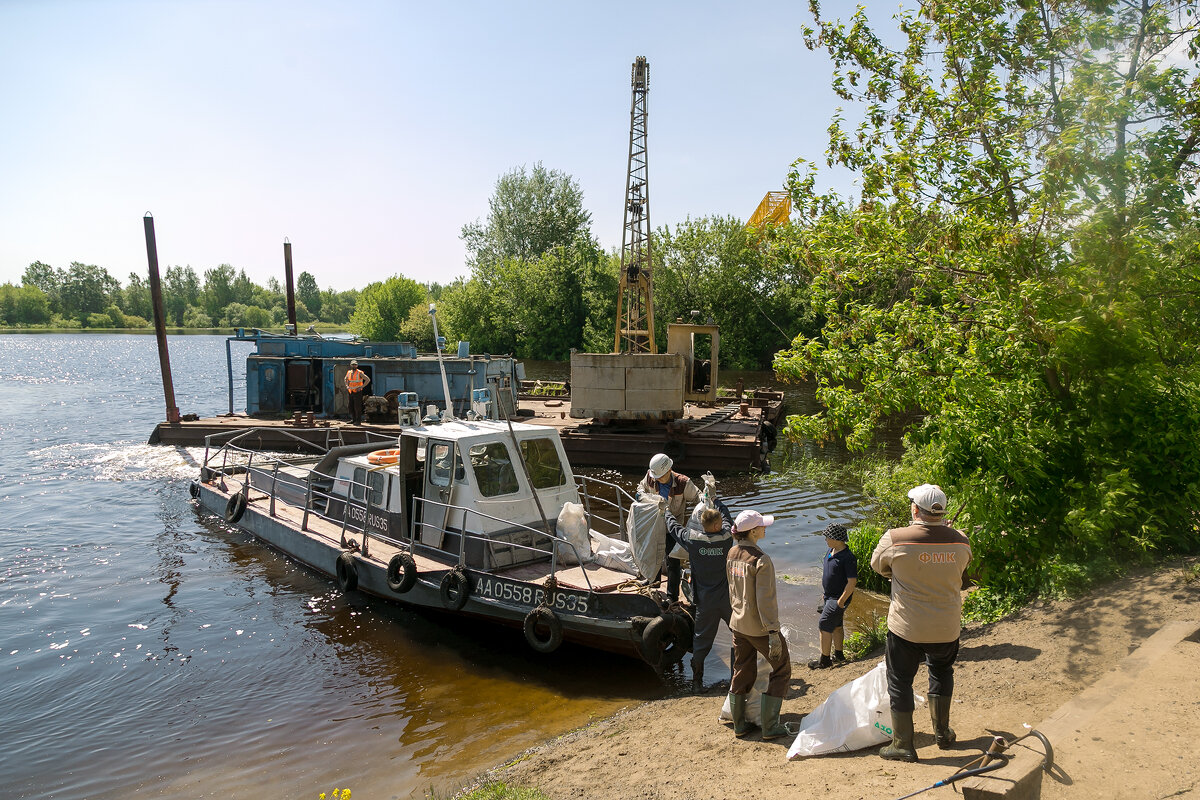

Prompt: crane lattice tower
xmin=614 ymin=56 xmax=656 ymax=354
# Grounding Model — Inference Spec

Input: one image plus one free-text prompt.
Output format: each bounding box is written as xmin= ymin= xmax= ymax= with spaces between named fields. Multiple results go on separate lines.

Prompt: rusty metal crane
xmin=614 ymin=56 xmax=656 ymax=354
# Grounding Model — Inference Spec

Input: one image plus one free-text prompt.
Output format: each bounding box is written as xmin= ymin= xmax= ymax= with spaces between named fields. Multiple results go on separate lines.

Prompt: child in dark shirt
xmin=809 ymin=522 xmax=858 ymax=669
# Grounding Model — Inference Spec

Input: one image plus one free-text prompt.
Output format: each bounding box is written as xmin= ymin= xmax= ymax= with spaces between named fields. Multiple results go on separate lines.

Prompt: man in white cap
xmin=641 ymin=453 xmax=701 ymax=603
xmin=725 ymin=508 xmax=791 ymax=740
xmin=871 ymin=483 xmax=972 ymax=762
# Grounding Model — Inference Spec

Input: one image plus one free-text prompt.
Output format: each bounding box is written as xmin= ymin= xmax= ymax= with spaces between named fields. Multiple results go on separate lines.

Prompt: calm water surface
xmin=0 ymin=334 xmax=869 ymax=799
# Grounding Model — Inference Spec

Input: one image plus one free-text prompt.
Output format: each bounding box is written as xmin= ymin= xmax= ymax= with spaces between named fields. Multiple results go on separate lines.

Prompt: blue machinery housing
xmin=225 ymin=329 xmax=523 ymax=421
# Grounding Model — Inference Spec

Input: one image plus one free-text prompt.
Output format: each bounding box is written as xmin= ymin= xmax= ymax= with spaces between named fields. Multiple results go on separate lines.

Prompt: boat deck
xmin=239 ymin=484 xmax=642 ymax=595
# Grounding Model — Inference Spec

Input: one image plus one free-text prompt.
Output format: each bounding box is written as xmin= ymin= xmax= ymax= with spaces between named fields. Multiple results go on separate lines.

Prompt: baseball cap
xmin=907 ymin=483 xmax=947 ymax=515
xmin=350 ymin=359 xmax=358 ymax=366
xmin=734 ymin=509 xmax=774 ymax=532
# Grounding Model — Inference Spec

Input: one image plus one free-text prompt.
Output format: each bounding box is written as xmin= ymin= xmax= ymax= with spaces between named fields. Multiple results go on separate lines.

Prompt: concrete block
xmin=570 ymin=365 xmax=627 ymax=390
xmin=572 ymin=388 xmax=628 ymax=415
xmin=961 ymin=748 xmax=1044 ymax=800
xmin=625 ymin=389 xmax=683 ymax=414
xmin=624 ymin=359 xmax=683 ymax=390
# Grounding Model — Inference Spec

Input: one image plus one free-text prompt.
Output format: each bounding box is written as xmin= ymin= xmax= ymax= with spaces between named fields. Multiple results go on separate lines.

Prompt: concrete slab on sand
xmin=964 ymin=618 xmax=1200 ymax=800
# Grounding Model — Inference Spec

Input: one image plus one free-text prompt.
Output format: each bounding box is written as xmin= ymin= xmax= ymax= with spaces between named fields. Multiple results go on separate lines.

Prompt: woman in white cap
xmin=641 ymin=452 xmax=701 ymax=603
xmin=725 ymin=508 xmax=791 ymax=739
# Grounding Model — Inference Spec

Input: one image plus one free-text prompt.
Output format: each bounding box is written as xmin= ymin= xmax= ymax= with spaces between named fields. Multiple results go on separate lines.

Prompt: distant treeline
xmin=3 ymin=261 xmax=364 ymax=332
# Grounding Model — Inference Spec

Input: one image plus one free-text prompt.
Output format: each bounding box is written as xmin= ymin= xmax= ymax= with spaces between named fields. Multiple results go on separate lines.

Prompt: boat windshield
xmin=519 ymin=437 xmax=567 ymax=489
xmin=468 ymin=442 xmax=519 ymax=497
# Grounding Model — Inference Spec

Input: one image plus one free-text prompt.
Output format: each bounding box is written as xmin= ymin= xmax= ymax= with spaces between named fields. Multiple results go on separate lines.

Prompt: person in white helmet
xmin=641 ymin=452 xmax=701 ymax=603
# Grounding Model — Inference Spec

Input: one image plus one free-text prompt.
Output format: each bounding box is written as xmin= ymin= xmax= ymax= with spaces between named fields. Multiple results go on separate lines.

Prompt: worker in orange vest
xmin=345 ymin=359 xmax=370 ymax=425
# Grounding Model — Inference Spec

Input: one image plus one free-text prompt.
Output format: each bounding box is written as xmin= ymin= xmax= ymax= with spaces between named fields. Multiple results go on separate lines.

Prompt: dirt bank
xmin=477 ymin=559 xmax=1200 ymax=800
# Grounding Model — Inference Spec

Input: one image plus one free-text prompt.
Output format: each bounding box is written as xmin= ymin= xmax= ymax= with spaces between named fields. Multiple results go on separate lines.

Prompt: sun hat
xmin=733 ymin=509 xmax=774 ymax=534
xmin=907 ymin=483 xmax=948 ymax=515
xmin=822 ymin=522 xmax=849 ymax=543
xmin=648 ymin=453 xmax=673 ymax=479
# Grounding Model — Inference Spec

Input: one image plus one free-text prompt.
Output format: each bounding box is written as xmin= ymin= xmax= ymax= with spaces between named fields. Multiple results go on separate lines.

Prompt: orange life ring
xmin=367 ymin=448 xmax=400 ymax=465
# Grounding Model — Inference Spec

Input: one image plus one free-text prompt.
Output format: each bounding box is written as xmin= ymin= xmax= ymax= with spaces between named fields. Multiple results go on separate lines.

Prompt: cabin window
xmin=428 ymin=443 xmax=455 ymax=488
xmin=519 ymin=437 xmax=567 ymax=489
xmin=468 ymin=442 xmax=519 ymax=497
xmin=352 ymin=467 xmax=387 ymax=506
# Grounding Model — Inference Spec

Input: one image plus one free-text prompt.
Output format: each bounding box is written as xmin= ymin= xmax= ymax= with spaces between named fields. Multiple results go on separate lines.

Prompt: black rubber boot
xmin=929 ymin=694 xmax=956 ymax=749
xmin=759 ymin=694 xmax=789 ymax=740
xmin=808 ymin=655 xmax=832 ymax=669
xmin=691 ymin=660 xmax=704 ymax=694
xmin=879 ymin=710 xmax=918 ymax=762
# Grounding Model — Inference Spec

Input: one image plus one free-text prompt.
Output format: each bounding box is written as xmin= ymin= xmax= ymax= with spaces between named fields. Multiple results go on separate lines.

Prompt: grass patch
xmin=438 ymin=782 xmax=550 ymax=800
xmin=844 ymin=613 xmax=887 ymax=660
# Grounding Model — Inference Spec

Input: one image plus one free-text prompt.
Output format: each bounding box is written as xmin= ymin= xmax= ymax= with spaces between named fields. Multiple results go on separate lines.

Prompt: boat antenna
xmin=428 ymin=304 xmax=456 ymax=420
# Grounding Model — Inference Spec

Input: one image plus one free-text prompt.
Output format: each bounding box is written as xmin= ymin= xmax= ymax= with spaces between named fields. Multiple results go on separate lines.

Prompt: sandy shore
xmin=472 ymin=559 xmax=1200 ymax=800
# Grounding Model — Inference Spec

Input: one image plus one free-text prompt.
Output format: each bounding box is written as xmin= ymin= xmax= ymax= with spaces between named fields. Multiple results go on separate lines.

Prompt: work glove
xmin=768 ymin=631 xmax=782 ymax=662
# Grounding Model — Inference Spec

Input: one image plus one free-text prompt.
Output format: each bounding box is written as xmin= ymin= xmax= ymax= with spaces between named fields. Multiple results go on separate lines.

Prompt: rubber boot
xmin=929 ymin=694 xmax=956 ymax=749
xmin=691 ymin=660 xmax=704 ymax=694
xmin=666 ymin=558 xmax=681 ymax=603
xmin=879 ymin=710 xmax=918 ymax=762
xmin=728 ymin=693 xmax=751 ymax=737
xmin=759 ymin=694 xmax=789 ymax=740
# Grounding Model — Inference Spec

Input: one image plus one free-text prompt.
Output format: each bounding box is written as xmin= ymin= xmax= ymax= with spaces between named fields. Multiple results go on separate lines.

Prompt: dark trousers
xmin=691 ymin=598 xmax=731 ymax=669
xmin=349 ymin=391 xmax=364 ymax=424
xmin=885 ymin=630 xmax=959 ymax=712
xmin=730 ymin=630 xmax=791 ymax=698
xmin=666 ymin=556 xmax=682 ymax=601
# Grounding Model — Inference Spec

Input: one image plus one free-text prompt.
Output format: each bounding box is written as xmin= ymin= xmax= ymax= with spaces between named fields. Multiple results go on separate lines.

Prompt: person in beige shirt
xmin=725 ymin=509 xmax=791 ymax=740
xmin=871 ymin=483 xmax=972 ymax=762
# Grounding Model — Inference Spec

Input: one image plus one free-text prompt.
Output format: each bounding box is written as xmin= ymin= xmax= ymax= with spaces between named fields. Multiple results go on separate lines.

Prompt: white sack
xmin=626 ymin=492 xmax=667 ymax=580
xmin=588 ymin=530 xmax=639 ymax=576
xmin=669 ymin=493 xmax=713 ymax=562
xmin=718 ymin=652 xmax=771 ymax=726
xmin=786 ymin=660 xmax=924 ymax=759
xmin=554 ymin=502 xmax=590 ymax=566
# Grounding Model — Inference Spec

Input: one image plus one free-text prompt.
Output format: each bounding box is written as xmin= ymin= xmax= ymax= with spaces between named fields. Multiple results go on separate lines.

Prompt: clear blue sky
xmin=0 ymin=1 xmax=887 ymax=292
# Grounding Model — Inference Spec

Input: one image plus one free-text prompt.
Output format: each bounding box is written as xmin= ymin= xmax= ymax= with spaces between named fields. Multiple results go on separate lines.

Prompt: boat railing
xmin=573 ymin=474 xmax=636 ymax=543
xmin=412 ymin=496 xmax=596 ymax=596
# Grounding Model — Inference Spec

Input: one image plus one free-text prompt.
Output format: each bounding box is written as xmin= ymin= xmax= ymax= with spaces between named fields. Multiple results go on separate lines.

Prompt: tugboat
xmin=189 ymin=308 xmax=692 ymax=666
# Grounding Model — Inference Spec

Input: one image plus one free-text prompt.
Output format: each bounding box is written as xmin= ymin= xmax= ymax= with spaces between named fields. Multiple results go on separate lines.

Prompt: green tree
xmin=121 ymin=273 xmax=153 ymax=320
xmin=774 ymin=0 xmax=1200 ymax=600
xmin=164 ymin=266 xmax=201 ymax=325
xmin=297 ymin=271 xmax=322 ymax=318
xmin=59 ymin=262 xmax=119 ymax=322
xmin=22 ymin=262 xmax=61 ymax=313
xmin=461 ymin=163 xmax=593 ymax=273
xmin=203 ymin=264 xmax=237 ymax=317
xmin=397 ymin=298 xmax=437 ymax=351
xmin=350 ymin=276 xmax=425 ymax=341
xmin=0 ymin=283 xmax=51 ymax=325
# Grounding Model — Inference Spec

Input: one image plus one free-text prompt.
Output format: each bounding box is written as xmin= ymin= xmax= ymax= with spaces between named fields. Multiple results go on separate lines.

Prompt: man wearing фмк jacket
xmin=663 ymin=497 xmax=734 ymax=693
xmin=725 ymin=508 xmax=791 ymax=740
xmin=871 ymin=483 xmax=972 ymax=763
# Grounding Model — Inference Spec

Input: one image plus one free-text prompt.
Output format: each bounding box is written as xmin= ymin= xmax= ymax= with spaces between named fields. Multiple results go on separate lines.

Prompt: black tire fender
xmin=439 ymin=567 xmax=471 ymax=611
xmin=386 ymin=552 xmax=418 ymax=594
xmin=189 ymin=481 xmax=201 ymax=499
xmin=335 ymin=551 xmax=359 ymax=593
xmin=224 ymin=491 xmax=247 ymax=523
xmin=639 ymin=614 xmax=686 ymax=668
xmin=661 ymin=612 xmax=691 ymax=664
xmin=523 ymin=606 xmax=564 ymax=653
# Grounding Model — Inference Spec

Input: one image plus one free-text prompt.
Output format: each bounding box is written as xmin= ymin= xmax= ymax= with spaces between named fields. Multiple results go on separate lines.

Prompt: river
xmin=0 ymin=333 xmax=871 ymax=799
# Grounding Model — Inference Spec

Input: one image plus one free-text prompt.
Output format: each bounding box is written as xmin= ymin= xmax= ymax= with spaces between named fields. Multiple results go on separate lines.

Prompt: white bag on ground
xmin=554 ymin=502 xmax=590 ymax=566
xmin=787 ymin=660 xmax=924 ymax=759
xmin=588 ymin=530 xmax=639 ymax=576
xmin=718 ymin=652 xmax=771 ymax=725
xmin=626 ymin=492 xmax=667 ymax=580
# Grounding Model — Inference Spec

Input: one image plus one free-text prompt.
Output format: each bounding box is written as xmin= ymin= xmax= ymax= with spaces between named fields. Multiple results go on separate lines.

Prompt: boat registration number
xmin=346 ymin=505 xmax=389 ymax=535
xmin=474 ymin=576 xmax=588 ymax=614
